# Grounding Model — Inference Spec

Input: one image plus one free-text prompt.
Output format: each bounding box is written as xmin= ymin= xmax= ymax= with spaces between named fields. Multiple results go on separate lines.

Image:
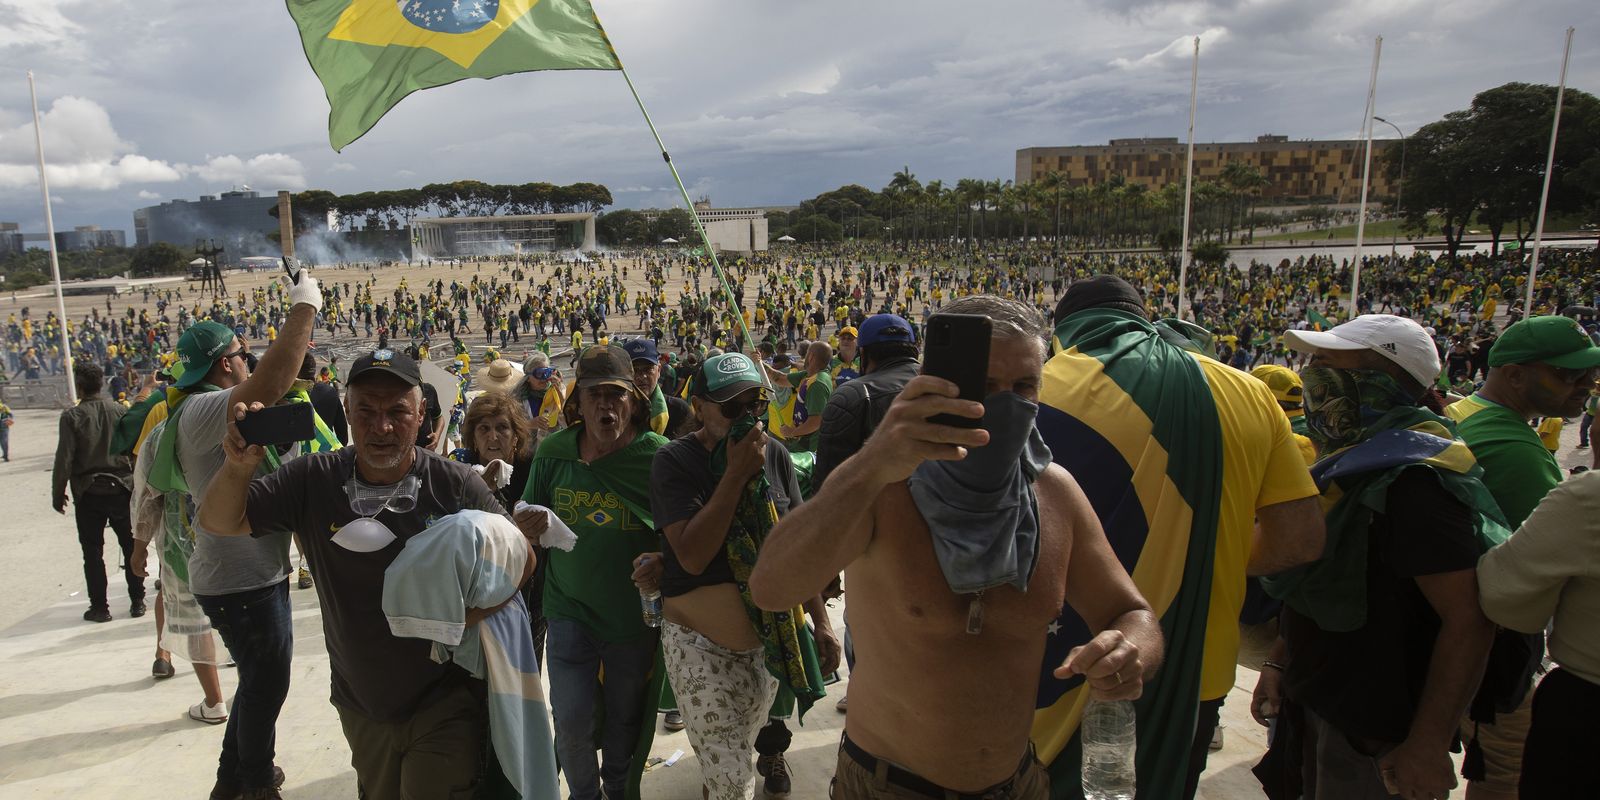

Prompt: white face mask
xmin=334 ymin=474 xmax=418 ymax=553
xmin=331 ymin=517 xmax=397 ymax=553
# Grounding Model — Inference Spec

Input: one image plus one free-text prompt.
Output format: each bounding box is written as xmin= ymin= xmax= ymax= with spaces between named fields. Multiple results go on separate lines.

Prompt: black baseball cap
xmin=348 ymin=348 xmax=421 ymax=387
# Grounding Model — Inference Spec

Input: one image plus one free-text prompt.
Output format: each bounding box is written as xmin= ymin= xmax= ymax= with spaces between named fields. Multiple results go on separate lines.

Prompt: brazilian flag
xmin=1033 ymin=308 xmax=1224 ymax=800
xmin=287 ymin=0 xmax=622 ymax=150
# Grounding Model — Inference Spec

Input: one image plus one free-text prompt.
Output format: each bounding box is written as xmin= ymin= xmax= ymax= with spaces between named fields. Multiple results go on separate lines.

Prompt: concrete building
xmin=133 ymin=190 xmax=282 ymax=263
xmin=0 ymin=223 xmax=126 ymax=254
xmin=641 ymin=201 xmax=772 ymax=253
xmin=1015 ymin=135 xmax=1397 ymax=202
xmin=410 ymin=212 xmax=597 ymax=257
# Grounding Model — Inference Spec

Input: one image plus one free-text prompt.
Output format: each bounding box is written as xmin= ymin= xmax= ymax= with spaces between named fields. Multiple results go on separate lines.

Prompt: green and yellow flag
xmin=287 ymin=0 xmax=621 ymax=151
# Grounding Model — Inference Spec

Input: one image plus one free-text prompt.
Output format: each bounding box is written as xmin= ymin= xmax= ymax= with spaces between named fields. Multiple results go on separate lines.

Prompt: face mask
xmin=333 ymin=475 xmax=419 ymax=552
xmin=1300 ymin=367 xmax=1414 ymax=454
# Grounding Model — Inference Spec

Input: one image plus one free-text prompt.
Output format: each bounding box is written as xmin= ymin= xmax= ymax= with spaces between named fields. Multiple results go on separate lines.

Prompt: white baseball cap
xmin=1284 ymin=314 xmax=1440 ymax=389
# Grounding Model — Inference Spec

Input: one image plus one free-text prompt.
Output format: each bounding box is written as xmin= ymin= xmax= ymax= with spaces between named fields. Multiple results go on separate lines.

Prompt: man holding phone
xmin=762 ymin=342 xmax=833 ymax=453
xmin=751 ymin=295 xmax=1163 ymax=799
xmin=147 ymin=264 xmax=321 ymax=800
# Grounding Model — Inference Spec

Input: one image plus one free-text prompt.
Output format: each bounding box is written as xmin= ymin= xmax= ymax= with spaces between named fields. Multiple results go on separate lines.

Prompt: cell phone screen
xmin=236 ymin=403 xmax=315 ymax=446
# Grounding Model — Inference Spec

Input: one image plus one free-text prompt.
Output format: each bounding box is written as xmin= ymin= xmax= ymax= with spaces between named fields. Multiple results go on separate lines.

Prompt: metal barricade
xmin=0 ymin=378 xmax=72 ymax=409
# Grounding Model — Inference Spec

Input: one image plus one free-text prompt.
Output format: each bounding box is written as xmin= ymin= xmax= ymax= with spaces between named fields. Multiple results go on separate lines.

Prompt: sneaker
xmin=297 ymin=567 xmax=312 ymax=589
xmin=190 ymin=700 xmax=228 ymax=725
xmin=663 ymin=710 xmax=685 ymax=732
xmin=757 ymin=753 xmax=791 ymax=797
xmin=83 ymin=607 xmax=112 ymax=623
xmin=835 ymin=694 xmax=848 ymax=713
xmin=130 ymin=599 xmax=147 ymax=618
xmin=1209 ymin=722 xmax=1225 ymax=752
xmin=152 ymin=657 xmax=175 ymax=679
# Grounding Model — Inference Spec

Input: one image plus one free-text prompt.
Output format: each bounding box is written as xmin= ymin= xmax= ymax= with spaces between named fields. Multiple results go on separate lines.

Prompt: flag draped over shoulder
xmin=286 ymin=0 xmax=622 ymax=151
xmin=1033 ymin=309 xmax=1224 ymax=800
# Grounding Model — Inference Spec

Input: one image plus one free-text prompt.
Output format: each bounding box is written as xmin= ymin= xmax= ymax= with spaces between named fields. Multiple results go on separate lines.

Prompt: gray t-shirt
xmin=179 ymin=387 xmax=294 ymax=596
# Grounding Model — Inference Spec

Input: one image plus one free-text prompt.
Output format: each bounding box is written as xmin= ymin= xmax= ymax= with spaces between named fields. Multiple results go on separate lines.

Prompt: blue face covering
xmin=907 ymin=391 xmax=1054 ymax=599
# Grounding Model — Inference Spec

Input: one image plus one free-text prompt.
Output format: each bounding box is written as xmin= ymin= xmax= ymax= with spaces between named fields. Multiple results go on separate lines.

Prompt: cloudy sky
xmin=0 ymin=0 xmax=1594 ymax=235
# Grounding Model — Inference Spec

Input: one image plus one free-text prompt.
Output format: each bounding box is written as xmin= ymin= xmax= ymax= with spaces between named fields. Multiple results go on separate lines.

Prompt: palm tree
xmin=996 ymin=180 xmax=1017 ymax=240
xmin=922 ymin=180 xmax=944 ymax=242
xmin=887 ymin=166 xmax=920 ymax=242
xmin=1037 ymin=172 xmax=1065 ymax=241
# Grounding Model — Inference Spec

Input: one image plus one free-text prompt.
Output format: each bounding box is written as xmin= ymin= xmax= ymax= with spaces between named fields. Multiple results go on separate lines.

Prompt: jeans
xmin=73 ymin=489 xmax=142 ymax=610
xmin=196 ymin=580 xmax=294 ymax=790
xmin=546 ymin=618 xmax=658 ymax=800
xmin=1580 ymin=413 xmax=1593 ymax=447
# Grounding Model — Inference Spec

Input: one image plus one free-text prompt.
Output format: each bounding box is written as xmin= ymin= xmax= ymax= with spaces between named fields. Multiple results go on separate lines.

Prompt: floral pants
xmin=662 ymin=621 xmax=779 ymax=800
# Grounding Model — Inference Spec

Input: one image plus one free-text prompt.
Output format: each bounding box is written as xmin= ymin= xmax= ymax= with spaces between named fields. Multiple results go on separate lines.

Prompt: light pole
xmin=1372 ymin=116 xmax=1406 ymax=260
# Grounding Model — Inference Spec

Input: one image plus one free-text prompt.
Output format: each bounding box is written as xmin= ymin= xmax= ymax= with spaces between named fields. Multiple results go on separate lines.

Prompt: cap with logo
xmin=1487 ymin=315 xmax=1600 ymax=369
xmin=173 ymin=321 xmax=237 ymax=389
xmin=838 ymin=326 xmax=859 ymax=338
xmin=1283 ymin=314 xmax=1440 ymax=389
xmin=622 ymin=338 xmax=659 ymax=364
xmin=576 ymin=345 xmax=640 ymax=395
xmin=858 ymin=314 xmax=917 ymax=347
xmin=347 ymin=348 xmax=422 ymax=387
xmin=701 ymin=353 xmax=766 ymax=402
xmin=1250 ymin=364 xmax=1304 ymax=406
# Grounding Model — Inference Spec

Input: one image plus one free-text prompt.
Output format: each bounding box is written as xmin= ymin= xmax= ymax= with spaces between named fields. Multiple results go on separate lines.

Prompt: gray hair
xmin=941 ymin=294 xmax=1048 ymax=343
xmin=523 ymin=352 xmax=550 ymax=372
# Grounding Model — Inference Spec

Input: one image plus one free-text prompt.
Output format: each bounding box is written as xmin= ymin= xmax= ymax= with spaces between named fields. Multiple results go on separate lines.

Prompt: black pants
xmin=74 ymin=489 xmax=142 ymax=610
xmin=1521 ymin=667 xmax=1599 ymax=798
xmin=1182 ymin=696 xmax=1226 ymax=800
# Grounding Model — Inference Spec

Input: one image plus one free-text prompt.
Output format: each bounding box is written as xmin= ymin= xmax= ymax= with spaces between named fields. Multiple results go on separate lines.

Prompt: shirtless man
xmin=751 ymin=296 xmax=1163 ymax=796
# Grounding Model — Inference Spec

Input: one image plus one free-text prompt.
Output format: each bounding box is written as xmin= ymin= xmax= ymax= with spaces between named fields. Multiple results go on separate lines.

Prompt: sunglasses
xmin=1542 ymin=364 xmax=1600 ymax=386
xmin=717 ymin=392 xmax=768 ymax=420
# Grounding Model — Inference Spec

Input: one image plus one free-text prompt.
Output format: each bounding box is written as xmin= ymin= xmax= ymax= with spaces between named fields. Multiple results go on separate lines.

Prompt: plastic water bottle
xmin=640 ymin=588 xmax=662 ymax=628
xmin=1081 ymin=699 xmax=1136 ymax=800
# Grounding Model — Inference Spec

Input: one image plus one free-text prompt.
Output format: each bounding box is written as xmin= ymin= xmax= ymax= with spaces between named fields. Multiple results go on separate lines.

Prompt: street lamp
xmin=1372 ymin=116 xmax=1406 ymax=260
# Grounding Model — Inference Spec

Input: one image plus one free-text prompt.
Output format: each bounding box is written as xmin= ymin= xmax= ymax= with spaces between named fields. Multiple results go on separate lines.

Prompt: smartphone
xmin=236 ymin=403 xmax=315 ymax=446
xmin=920 ymin=313 xmax=991 ymax=428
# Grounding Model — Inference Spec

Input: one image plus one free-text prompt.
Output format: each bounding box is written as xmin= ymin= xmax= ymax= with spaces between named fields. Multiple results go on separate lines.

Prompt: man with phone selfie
xmin=750 ymin=295 xmax=1163 ymax=799
xmin=146 ymin=263 xmax=322 ymax=800
xmin=199 ymin=348 xmax=523 ymax=799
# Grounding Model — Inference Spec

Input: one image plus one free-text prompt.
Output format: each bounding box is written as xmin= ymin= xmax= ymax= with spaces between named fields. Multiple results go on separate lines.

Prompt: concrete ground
xmin=0 ymin=401 xmax=1590 ymax=798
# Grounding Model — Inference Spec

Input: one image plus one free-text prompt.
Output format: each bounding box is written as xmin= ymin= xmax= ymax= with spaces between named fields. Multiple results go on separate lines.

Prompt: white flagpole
xmin=1176 ymin=36 xmax=1199 ymax=321
xmin=1349 ymin=35 xmax=1381 ymax=320
xmin=28 ymin=70 xmax=76 ymax=405
xmin=1525 ymin=26 xmax=1575 ymax=318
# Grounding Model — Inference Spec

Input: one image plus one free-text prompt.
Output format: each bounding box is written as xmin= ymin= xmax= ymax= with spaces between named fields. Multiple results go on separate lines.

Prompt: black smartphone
xmin=236 ymin=403 xmax=314 ymax=446
xmin=920 ymin=313 xmax=991 ymax=428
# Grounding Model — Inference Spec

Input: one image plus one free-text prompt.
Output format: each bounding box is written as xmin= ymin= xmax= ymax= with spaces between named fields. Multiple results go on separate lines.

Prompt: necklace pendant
xmin=966 ymin=593 xmax=985 ymax=635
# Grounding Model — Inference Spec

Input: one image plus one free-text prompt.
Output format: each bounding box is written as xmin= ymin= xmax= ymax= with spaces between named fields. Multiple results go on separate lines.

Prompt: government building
xmin=1015 ymin=135 xmax=1396 ymax=202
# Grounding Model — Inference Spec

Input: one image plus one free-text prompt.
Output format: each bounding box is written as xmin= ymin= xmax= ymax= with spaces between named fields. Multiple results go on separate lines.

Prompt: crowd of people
xmin=21 ymin=239 xmax=1600 ymax=800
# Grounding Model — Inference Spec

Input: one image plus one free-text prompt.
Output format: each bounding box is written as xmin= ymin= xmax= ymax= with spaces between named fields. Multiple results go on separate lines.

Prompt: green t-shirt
xmin=1448 ymin=394 xmax=1562 ymax=528
xmin=522 ymin=425 xmax=666 ymax=642
xmin=784 ymin=370 xmax=835 ymax=453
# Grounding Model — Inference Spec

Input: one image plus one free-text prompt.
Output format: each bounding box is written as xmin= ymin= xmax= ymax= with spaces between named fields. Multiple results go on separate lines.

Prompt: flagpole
xmin=28 ymin=70 xmax=76 ymax=405
xmin=1176 ymin=36 xmax=1199 ymax=321
xmin=613 ymin=64 xmax=767 ymax=386
xmin=1349 ymin=35 xmax=1381 ymax=321
xmin=1524 ymin=26 xmax=1575 ymax=318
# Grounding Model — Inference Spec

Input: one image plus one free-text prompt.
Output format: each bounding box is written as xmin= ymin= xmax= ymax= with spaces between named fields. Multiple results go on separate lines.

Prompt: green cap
xmin=1488 ymin=316 xmax=1600 ymax=369
xmin=173 ymin=321 xmax=236 ymax=389
xmin=702 ymin=353 xmax=765 ymax=402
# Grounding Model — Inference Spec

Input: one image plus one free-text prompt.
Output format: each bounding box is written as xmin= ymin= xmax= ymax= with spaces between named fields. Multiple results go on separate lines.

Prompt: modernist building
xmin=133 ymin=190 xmax=281 ymax=263
xmin=640 ymin=201 xmax=772 ymax=253
xmin=0 ymin=223 xmax=126 ymax=254
xmin=1016 ymin=135 xmax=1396 ymax=202
xmin=410 ymin=212 xmax=598 ymax=257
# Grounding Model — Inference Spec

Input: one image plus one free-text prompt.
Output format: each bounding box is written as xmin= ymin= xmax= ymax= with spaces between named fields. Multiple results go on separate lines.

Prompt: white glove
xmin=286 ymin=267 xmax=323 ymax=312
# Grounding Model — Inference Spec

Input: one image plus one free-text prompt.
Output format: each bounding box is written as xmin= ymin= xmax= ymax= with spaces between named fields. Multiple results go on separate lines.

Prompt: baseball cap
xmin=1283 ymin=314 xmax=1440 ymax=389
xmin=1487 ymin=316 xmax=1600 ymax=369
xmin=622 ymin=338 xmax=659 ymax=364
xmin=858 ymin=314 xmax=916 ymax=347
xmin=347 ymin=348 xmax=422 ymax=387
xmin=173 ymin=321 xmax=236 ymax=389
xmin=575 ymin=345 xmax=639 ymax=394
xmin=1250 ymin=364 xmax=1304 ymax=406
xmin=1055 ymin=275 xmax=1147 ymax=322
xmin=838 ymin=326 xmax=859 ymax=338
xmin=701 ymin=353 xmax=766 ymax=402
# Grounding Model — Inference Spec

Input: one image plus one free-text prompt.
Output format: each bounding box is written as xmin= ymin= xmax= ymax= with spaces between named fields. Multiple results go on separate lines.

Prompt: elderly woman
xmin=450 ymin=391 xmax=548 ymax=667
xmin=514 ymin=352 xmax=568 ymax=451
